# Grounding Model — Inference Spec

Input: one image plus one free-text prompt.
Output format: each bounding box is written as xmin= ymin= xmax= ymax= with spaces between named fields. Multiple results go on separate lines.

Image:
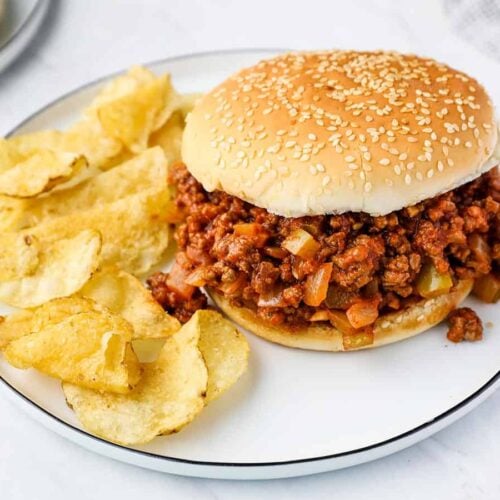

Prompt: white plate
xmin=0 ymin=49 xmax=498 ymax=480
xmin=0 ymin=0 xmax=50 ymax=73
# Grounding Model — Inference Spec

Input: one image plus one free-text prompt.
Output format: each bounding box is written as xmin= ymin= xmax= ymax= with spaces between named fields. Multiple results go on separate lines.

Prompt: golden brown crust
xmin=183 ymin=51 xmax=498 ymax=216
xmin=209 ymin=279 xmax=473 ymax=351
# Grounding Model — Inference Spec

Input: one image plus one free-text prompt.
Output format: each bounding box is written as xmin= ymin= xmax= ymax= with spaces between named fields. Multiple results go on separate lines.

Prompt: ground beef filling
xmin=149 ymin=164 xmax=499 ymax=329
xmin=447 ymin=307 xmax=483 ymax=342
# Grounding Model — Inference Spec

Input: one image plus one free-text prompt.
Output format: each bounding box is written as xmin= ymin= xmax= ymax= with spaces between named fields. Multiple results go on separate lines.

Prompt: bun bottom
xmin=209 ymin=280 xmax=473 ymax=351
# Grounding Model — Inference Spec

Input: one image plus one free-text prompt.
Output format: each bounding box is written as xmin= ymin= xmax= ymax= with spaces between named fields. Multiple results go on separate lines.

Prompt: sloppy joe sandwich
xmin=149 ymin=50 xmax=500 ymax=351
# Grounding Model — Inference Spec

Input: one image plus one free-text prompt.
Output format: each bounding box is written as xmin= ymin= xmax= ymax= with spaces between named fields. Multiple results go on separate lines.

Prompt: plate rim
xmin=1 ymin=47 xmax=498 ymax=469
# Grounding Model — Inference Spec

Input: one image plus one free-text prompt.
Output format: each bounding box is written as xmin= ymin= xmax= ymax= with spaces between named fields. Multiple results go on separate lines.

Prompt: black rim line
xmin=1 ymin=47 xmax=499 ymax=469
xmin=1 ymin=371 xmax=498 ymax=468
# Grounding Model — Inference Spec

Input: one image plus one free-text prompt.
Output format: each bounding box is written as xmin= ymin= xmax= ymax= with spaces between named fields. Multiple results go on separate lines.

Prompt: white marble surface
xmin=0 ymin=0 xmax=498 ymax=497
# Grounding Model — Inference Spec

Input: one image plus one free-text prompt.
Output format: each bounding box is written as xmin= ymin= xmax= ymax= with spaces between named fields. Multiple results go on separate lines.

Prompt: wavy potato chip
xmin=88 ymin=66 xmax=158 ymax=110
xmin=0 ymin=230 xmax=101 ymax=308
xmin=4 ymin=310 xmax=141 ymax=393
xmin=192 ymin=310 xmax=249 ymax=402
xmin=25 ymin=187 xmax=169 ymax=275
xmin=63 ymin=119 xmax=122 ymax=168
xmin=31 ymin=296 xmax=100 ymax=328
xmin=0 ymin=195 xmax=27 ymax=231
xmin=0 ymin=233 xmax=40 ymax=280
xmin=0 ymin=297 xmax=100 ymax=350
xmin=7 ymin=131 xmax=66 ymax=156
xmin=149 ymin=111 xmax=184 ymax=166
xmin=19 ymin=148 xmax=167 ymax=229
xmin=80 ymin=267 xmax=180 ymax=341
xmin=97 ymin=75 xmax=176 ymax=153
xmin=8 ymin=122 xmax=123 ymax=171
xmin=0 ymin=309 xmax=35 ymax=350
xmin=0 ymin=149 xmax=88 ymax=198
xmin=0 ymin=138 xmax=22 ymax=172
xmin=63 ymin=316 xmax=208 ymax=445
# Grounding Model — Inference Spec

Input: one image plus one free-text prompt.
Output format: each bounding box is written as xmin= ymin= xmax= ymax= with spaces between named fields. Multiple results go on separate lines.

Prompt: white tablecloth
xmin=0 ymin=1 xmax=498 ymax=498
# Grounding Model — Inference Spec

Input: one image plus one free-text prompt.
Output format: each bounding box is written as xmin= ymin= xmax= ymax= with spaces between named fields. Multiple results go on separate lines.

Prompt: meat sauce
xmin=149 ymin=164 xmax=499 ymax=336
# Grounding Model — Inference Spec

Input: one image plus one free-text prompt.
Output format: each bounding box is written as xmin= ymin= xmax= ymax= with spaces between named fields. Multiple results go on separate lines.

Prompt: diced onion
xmin=282 ymin=229 xmax=320 ymax=258
xmin=304 ymin=262 xmax=333 ymax=307
xmin=346 ymin=298 xmax=380 ymax=328
xmin=166 ymin=261 xmax=195 ymax=300
xmin=257 ymin=286 xmax=287 ymax=307
xmin=233 ymin=223 xmax=269 ymax=248
xmin=327 ymin=310 xmax=358 ymax=335
xmin=416 ymin=262 xmax=453 ymax=299
xmin=219 ymin=273 xmax=246 ymax=295
xmin=473 ymin=273 xmax=500 ymax=303
xmin=264 ymin=246 xmax=288 ymax=259
xmin=309 ymin=310 xmax=330 ymax=322
xmin=184 ymin=267 xmax=208 ymax=287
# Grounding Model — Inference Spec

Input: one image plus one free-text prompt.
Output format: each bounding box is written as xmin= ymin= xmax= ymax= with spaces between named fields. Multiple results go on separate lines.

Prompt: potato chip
xmin=0 ymin=233 xmax=40 ymax=280
xmin=7 ymin=131 xmax=66 ymax=156
xmin=149 ymin=111 xmax=184 ymax=166
xmin=130 ymin=338 xmax=166 ymax=363
xmin=63 ymin=316 xmax=208 ymax=445
xmin=0 ymin=138 xmax=22 ymax=172
xmin=97 ymin=149 xmax=134 ymax=171
xmin=0 ymin=229 xmax=101 ymax=308
xmin=80 ymin=267 xmax=180 ymax=340
xmin=4 ymin=310 xmax=141 ymax=393
xmin=24 ymin=184 xmax=169 ymax=275
xmin=19 ymin=148 xmax=167 ymax=229
xmin=0 ymin=149 xmax=88 ymax=198
xmin=0 ymin=310 xmax=35 ymax=350
xmin=0 ymin=297 xmax=99 ymax=350
xmin=88 ymin=66 xmax=158 ymax=110
xmin=63 ymin=119 xmax=122 ymax=168
xmin=31 ymin=296 xmax=100 ymax=328
xmin=8 ymin=122 xmax=122 ymax=172
xmin=0 ymin=195 xmax=27 ymax=231
xmin=97 ymin=76 xmax=176 ymax=153
xmin=192 ymin=310 xmax=249 ymax=402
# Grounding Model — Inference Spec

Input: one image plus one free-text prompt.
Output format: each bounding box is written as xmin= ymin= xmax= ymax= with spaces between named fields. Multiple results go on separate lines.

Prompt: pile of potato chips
xmin=0 ymin=67 xmax=249 ymax=445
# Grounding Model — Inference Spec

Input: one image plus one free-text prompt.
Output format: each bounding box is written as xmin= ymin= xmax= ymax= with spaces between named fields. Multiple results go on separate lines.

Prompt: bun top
xmin=182 ymin=50 xmax=498 ymax=216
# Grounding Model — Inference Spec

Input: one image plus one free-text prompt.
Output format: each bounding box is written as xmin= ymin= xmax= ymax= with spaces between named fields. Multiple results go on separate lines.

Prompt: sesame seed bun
xmin=182 ymin=50 xmax=498 ymax=216
xmin=209 ymin=279 xmax=473 ymax=351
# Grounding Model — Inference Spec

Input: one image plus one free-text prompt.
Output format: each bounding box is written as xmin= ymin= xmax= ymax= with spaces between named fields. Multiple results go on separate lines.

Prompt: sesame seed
xmin=379 ymin=158 xmax=390 ymax=166
xmin=345 ymin=155 xmax=356 ymax=162
xmin=404 ymin=174 xmax=412 ymax=185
